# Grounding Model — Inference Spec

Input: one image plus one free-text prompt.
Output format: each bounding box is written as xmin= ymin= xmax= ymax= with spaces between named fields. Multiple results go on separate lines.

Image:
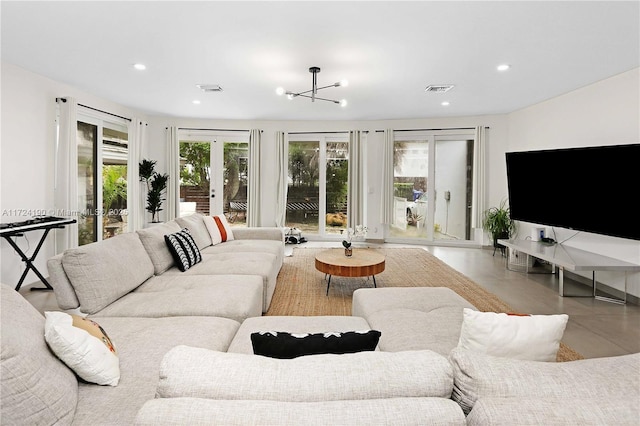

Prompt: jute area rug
xmin=267 ymin=247 xmax=582 ymax=362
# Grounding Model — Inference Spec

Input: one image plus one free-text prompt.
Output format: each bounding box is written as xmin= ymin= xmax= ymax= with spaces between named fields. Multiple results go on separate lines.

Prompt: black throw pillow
xmin=250 ymin=330 xmax=381 ymax=359
xmin=164 ymin=228 xmax=202 ymax=272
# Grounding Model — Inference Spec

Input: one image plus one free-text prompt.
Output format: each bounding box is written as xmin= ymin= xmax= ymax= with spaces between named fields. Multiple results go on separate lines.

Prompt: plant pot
xmin=344 ymin=247 xmax=353 ymax=257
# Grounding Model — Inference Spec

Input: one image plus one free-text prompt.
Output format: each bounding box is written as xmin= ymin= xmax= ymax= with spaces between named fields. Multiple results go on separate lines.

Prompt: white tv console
xmin=497 ymin=239 xmax=640 ymax=304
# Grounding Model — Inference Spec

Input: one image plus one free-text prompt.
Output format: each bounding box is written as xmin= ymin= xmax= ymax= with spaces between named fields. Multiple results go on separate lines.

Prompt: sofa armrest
xmin=450 ymin=348 xmax=640 ymax=415
xmin=232 ymin=227 xmax=284 ymax=242
xmin=135 ymin=397 xmax=466 ymax=426
xmin=46 ymin=254 xmax=80 ymax=310
xmin=467 ymin=397 xmax=640 ymax=425
xmin=156 ymin=346 xmax=454 ymax=401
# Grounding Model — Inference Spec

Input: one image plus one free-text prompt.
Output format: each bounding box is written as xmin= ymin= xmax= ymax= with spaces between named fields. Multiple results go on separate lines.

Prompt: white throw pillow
xmin=203 ymin=214 xmax=235 ymax=245
xmin=457 ymin=308 xmax=568 ymax=362
xmin=44 ymin=311 xmax=120 ymax=386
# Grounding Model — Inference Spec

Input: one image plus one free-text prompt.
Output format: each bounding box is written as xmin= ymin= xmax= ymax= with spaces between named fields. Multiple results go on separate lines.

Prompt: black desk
xmin=1 ymin=217 xmax=76 ymax=291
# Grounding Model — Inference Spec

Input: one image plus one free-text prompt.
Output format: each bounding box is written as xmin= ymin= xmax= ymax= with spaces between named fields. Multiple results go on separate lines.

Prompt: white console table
xmin=497 ymin=239 xmax=640 ymax=304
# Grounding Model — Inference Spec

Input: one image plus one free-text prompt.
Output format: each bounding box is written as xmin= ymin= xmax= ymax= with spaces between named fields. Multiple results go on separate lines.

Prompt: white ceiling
xmin=2 ymin=1 xmax=638 ymax=121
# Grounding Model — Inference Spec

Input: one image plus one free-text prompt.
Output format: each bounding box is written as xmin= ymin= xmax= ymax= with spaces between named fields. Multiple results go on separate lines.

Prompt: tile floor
xmin=19 ymin=243 xmax=639 ymax=359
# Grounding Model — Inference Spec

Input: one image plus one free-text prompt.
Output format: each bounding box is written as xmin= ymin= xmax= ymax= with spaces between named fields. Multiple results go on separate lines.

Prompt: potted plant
xmin=139 ymin=159 xmax=169 ymax=223
xmin=341 ymin=225 xmax=368 ymax=257
xmin=482 ymin=199 xmax=515 ymax=255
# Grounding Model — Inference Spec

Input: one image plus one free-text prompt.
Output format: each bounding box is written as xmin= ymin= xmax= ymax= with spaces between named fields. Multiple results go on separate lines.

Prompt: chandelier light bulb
xmin=340 ymin=79 xmax=349 ymax=87
xmin=340 ymin=99 xmax=348 ymax=107
xmin=287 ymin=93 xmax=294 ymax=100
xmin=276 ymin=87 xmax=285 ymax=96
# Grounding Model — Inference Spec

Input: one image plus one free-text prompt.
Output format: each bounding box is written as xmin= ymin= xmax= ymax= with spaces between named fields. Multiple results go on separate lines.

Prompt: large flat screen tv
xmin=505 ymin=144 xmax=640 ymax=241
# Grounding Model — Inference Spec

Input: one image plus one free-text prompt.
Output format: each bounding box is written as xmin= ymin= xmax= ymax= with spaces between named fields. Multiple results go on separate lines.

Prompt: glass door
xmin=286 ymin=134 xmax=349 ymax=237
xmin=178 ymin=132 xmax=249 ymax=226
xmin=386 ymin=130 xmax=475 ymax=243
xmin=76 ymin=117 xmax=129 ymax=246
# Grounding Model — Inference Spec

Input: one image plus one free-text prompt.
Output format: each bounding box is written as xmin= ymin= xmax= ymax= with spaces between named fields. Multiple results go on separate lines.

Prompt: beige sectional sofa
xmin=46 ymin=213 xmax=284 ymax=320
xmin=2 ymin=221 xmax=639 ymax=425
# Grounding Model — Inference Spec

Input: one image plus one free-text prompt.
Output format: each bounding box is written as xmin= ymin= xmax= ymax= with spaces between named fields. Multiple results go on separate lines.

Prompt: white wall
xmin=0 ymin=62 xmax=148 ymax=287
xmin=507 ymin=68 xmax=640 ymax=297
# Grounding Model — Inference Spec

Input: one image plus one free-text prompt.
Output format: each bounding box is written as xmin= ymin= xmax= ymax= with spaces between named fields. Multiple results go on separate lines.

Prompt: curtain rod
xmin=288 ymin=131 xmax=369 ymax=135
xmin=177 ymin=127 xmax=257 ymax=132
xmin=56 ymin=97 xmax=132 ymax=122
xmin=374 ymin=127 xmax=488 ymax=133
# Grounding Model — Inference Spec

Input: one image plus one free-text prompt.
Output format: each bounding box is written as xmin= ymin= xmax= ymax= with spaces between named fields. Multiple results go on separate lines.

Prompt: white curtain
xmin=347 ymin=130 xmax=364 ymax=228
xmin=380 ymin=129 xmax=395 ymax=225
xmin=166 ymin=126 xmax=179 ymax=221
xmin=54 ymin=97 xmax=78 ymax=252
xmin=247 ymin=129 xmax=262 ymax=227
xmin=127 ymin=119 xmax=147 ymax=231
xmin=471 ymin=126 xmax=487 ymax=229
xmin=274 ymin=131 xmax=288 ymax=227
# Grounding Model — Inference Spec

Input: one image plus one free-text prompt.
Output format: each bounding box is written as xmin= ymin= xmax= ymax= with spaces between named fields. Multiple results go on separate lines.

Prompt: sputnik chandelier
xmin=276 ymin=67 xmax=348 ymax=107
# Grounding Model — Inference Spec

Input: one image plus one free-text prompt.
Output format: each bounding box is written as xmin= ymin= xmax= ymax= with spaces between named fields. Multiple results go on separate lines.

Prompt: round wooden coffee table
xmin=315 ymin=249 xmax=385 ymax=295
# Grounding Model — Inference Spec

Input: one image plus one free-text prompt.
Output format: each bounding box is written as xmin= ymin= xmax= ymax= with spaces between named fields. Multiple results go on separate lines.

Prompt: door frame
xmin=177 ymin=129 xmax=249 ymax=216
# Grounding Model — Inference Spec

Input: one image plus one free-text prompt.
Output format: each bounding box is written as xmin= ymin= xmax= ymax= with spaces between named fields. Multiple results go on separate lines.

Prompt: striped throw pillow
xmin=203 ymin=214 xmax=235 ymax=245
xmin=164 ymin=228 xmax=202 ymax=271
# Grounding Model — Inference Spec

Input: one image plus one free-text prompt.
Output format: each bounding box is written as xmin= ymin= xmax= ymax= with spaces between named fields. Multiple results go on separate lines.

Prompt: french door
xmin=178 ymin=131 xmax=249 ymax=226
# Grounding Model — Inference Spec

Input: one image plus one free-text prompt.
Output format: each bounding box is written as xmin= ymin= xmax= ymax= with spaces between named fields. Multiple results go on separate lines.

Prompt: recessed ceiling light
xmin=441 ymin=101 xmax=450 ymax=106
xmin=133 ymin=63 xmax=146 ymax=71
xmin=192 ymin=100 xmax=201 ymax=105
xmin=497 ymin=64 xmax=510 ymax=71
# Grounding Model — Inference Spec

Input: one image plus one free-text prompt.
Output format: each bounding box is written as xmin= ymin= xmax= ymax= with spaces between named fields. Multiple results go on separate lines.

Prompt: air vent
xmin=197 ymin=84 xmax=223 ymax=92
xmin=425 ymin=84 xmax=454 ymax=93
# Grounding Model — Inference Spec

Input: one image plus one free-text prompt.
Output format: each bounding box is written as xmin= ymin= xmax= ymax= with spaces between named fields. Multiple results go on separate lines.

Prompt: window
xmin=286 ymin=134 xmax=349 ymax=237
xmin=76 ymin=115 xmax=129 ymax=246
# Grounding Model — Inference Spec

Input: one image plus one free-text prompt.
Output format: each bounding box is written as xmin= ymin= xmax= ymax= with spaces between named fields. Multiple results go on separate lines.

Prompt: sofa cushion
xmin=352 ymin=287 xmax=476 ymax=319
xmin=136 ymin=221 xmax=181 ymax=274
xmin=175 ymin=212 xmax=212 ymax=249
xmin=251 ymin=330 xmax=381 ymax=359
xmin=162 ymin=251 xmax=280 ymax=313
xmin=136 ymin=397 xmax=466 ymax=426
xmin=227 ymin=315 xmax=372 ymax=354
xmin=156 ymin=346 xmax=454 ymax=401
xmin=164 ymin=228 xmax=202 ymax=272
xmin=61 ymin=232 xmax=154 ymax=314
xmin=90 ymin=274 xmax=263 ymax=323
xmin=466 ymin=396 xmax=640 ymax=426
xmin=457 ymin=308 xmax=568 ymax=361
xmin=201 ymin=239 xmax=284 ymax=265
xmin=44 ymin=312 xmax=119 ymax=386
xmin=72 ymin=316 xmax=240 ymax=426
xmin=365 ymin=307 xmax=468 ymax=355
xmin=449 ymin=348 xmax=640 ymax=415
xmin=0 ymin=284 xmax=78 ymax=425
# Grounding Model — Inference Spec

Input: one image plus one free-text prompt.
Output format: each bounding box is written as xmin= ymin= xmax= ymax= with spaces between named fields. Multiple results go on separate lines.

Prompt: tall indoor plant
xmin=482 ymin=199 xmax=515 ymax=255
xmin=139 ymin=159 xmax=169 ymax=223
